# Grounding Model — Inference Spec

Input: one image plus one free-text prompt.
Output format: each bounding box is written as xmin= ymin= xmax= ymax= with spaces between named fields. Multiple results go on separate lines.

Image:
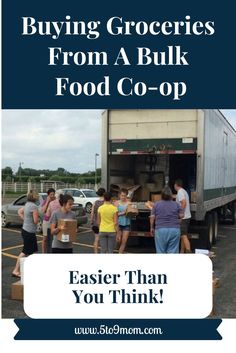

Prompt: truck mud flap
xmin=189 ymin=213 xmax=214 ymax=251
xmin=189 ymin=225 xmax=211 ymax=251
xmin=127 ymin=236 xmax=155 ymax=249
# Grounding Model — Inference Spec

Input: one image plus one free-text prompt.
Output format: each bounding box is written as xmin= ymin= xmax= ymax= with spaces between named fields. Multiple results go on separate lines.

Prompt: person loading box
xmin=50 ymin=194 xmax=76 ymax=253
xmin=174 ymin=179 xmax=192 ymax=253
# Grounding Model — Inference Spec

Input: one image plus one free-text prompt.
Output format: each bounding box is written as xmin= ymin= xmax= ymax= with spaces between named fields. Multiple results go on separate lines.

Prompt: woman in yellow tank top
xmin=97 ymin=192 xmax=118 ymax=253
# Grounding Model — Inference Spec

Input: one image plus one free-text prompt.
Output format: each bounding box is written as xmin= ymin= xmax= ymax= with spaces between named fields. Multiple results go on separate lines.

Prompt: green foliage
xmin=28 ymin=176 xmax=36 ymax=182
xmin=5 ymin=175 xmax=12 ymax=182
xmin=2 ymin=166 xmax=13 ymax=180
xmin=2 ymin=166 xmax=101 ymax=184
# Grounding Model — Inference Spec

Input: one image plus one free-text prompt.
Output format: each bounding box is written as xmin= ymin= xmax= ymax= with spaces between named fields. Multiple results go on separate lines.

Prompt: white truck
xmin=101 ymin=109 xmax=236 ymax=249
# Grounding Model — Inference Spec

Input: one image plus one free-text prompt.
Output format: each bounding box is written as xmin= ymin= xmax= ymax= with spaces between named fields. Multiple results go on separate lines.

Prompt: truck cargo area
xmin=109 ymin=153 xmax=197 ymax=237
xmin=102 ymin=109 xmax=236 ymax=250
xmin=109 ymin=153 xmax=197 ymax=201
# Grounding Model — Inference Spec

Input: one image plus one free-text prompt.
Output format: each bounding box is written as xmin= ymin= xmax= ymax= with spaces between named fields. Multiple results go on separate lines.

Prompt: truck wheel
xmin=228 ymin=202 xmax=235 ymax=225
xmin=204 ymin=213 xmax=214 ymax=249
xmin=219 ymin=202 xmax=235 ymax=225
xmin=2 ymin=212 xmax=10 ymax=228
xmin=85 ymin=202 xmax=92 ymax=213
xmin=212 ymin=211 xmax=219 ymax=244
xmin=36 ymin=220 xmax=43 ymax=234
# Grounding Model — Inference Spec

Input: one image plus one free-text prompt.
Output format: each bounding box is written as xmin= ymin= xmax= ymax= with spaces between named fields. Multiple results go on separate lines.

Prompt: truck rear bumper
xmin=130 ymin=231 xmax=153 ymax=237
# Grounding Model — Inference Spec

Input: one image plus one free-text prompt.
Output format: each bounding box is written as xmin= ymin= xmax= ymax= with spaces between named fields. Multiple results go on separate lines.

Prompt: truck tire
xmin=2 ymin=212 xmax=10 ymax=228
xmin=212 ymin=211 xmax=219 ymax=244
xmin=228 ymin=201 xmax=235 ymax=225
xmin=85 ymin=202 xmax=92 ymax=213
xmin=36 ymin=220 xmax=43 ymax=234
xmin=219 ymin=202 xmax=235 ymax=225
xmin=201 ymin=213 xmax=214 ymax=250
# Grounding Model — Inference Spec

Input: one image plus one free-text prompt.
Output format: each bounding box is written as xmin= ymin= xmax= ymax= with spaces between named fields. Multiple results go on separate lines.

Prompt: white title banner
xmin=24 ymin=254 xmax=212 ymax=318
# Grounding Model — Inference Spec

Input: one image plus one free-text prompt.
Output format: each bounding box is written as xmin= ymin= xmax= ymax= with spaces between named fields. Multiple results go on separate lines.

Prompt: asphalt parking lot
xmin=1 ymin=219 xmax=236 ymax=319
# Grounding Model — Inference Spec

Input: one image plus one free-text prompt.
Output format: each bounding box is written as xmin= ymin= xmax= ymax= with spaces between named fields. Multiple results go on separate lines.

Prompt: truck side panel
xmin=109 ymin=109 xmax=198 ymax=140
xmin=203 ymin=110 xmax=236 ymax=201
xmin=194 ymin=109 xmax=236 ymax=220
xmin=203 ymin=110 xmax=236 ymax=200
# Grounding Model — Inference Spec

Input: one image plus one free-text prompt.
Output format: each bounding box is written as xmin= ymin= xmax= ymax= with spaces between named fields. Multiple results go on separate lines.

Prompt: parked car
xmin=2 ymin=193 xmax=88 ymax=233
xmin=61 ymin=188 xmax=99 ymax=213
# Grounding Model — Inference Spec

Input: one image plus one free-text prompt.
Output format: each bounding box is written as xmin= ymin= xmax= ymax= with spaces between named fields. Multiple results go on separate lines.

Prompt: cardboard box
xmin=151 ymin=194 xmax=162 ymax=202
xmin=212 ymin=278 xmax=220 ymax=295
xmin=191 ymin=191 xmax=197 ymax=203
xmin=57 ymin=219 xmax=77 ymax=243
xmin=110 ymin=184 xmax=141 ymax=200
xmin=11 ymin=281 xmax=23 ymax=300
xmin=126 ymin=204 xmax=139 ymax=218
xmin=145 ymin=201 xmax=154 ymax=210
xmin=209 ymin=278 xmax=220 ymax=316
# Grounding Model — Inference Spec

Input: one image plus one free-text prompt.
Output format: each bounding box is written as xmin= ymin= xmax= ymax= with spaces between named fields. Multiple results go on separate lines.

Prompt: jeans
xmin=99 ymin=232 xmax=116 ymax=253
xmin=154 ymin=228 xmax=180 ymax=254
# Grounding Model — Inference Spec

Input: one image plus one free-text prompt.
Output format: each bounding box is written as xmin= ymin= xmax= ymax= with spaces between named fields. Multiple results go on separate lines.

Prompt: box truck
xmin=101 ymin=110 xmax=236 ymax=249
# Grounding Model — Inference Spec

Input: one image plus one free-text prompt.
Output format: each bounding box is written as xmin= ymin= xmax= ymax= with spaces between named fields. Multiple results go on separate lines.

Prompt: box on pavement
xmin=57 ymin=219 xmax=77 ymax=242
xmin=209 ymin=278 xmax=220 ymax=316
xmin=20 ymin=257 xmax=25 ymax=284
xmin=212 ymin=278 xmax=220 ymax=295
xmin=11 ymin=281 xmax=23 ymax=300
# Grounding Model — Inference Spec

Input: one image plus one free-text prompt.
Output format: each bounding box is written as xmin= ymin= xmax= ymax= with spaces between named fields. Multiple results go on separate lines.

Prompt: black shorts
xmin=92 ymin=225 xmax=99 ymax=234
xmin=22 ymin=228 xmax=38 ymax=255
xmin=180 ymin=219 xmax=190 ymax=236
xmin=51 ymin=248 xmax=73 ymax=254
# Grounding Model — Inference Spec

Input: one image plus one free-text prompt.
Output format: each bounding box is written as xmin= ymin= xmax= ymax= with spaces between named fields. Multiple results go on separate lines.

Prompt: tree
xmin=49 ymin=175 xmax=61 ymax=181
xmin=2 ymin=166 xmax=13 ymax=177
xmin=2 ymin=167 xmax=14 ymax=181
xmin=57 ymin=167 xmax=66 ymax=175
xmin=28 ymin=176 xmax=36 ymax=182
xmin=5 ymin=175 xmax=12 ymax=182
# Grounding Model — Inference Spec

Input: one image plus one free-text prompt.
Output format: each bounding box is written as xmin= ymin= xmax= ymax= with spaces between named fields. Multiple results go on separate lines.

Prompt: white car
xmin=61 ymin=188 xmax=99 ymax=213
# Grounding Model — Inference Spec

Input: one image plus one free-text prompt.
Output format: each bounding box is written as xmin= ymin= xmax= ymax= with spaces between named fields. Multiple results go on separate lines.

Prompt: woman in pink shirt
xmin=43 ymin=190 xmax=62 ymax=253
xmin=41 ymin=188 xmax=55 ymax=253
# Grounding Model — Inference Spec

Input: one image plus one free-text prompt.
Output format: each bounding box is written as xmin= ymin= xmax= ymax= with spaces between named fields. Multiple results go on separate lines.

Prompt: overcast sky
xmin=2 ymin=110 xmax=102 ymax=173
xmin=2 ymin=109 xmax=236 ymax=173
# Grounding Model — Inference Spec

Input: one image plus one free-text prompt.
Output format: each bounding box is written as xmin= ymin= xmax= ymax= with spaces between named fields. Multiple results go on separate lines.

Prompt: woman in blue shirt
xmin=117 ymin=188 xmax=131 ymax=253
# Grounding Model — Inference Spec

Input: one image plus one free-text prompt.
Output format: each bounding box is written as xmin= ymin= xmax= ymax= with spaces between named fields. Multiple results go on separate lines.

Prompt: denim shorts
xmin=119 ymin=225 xmax=130 ymax=231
